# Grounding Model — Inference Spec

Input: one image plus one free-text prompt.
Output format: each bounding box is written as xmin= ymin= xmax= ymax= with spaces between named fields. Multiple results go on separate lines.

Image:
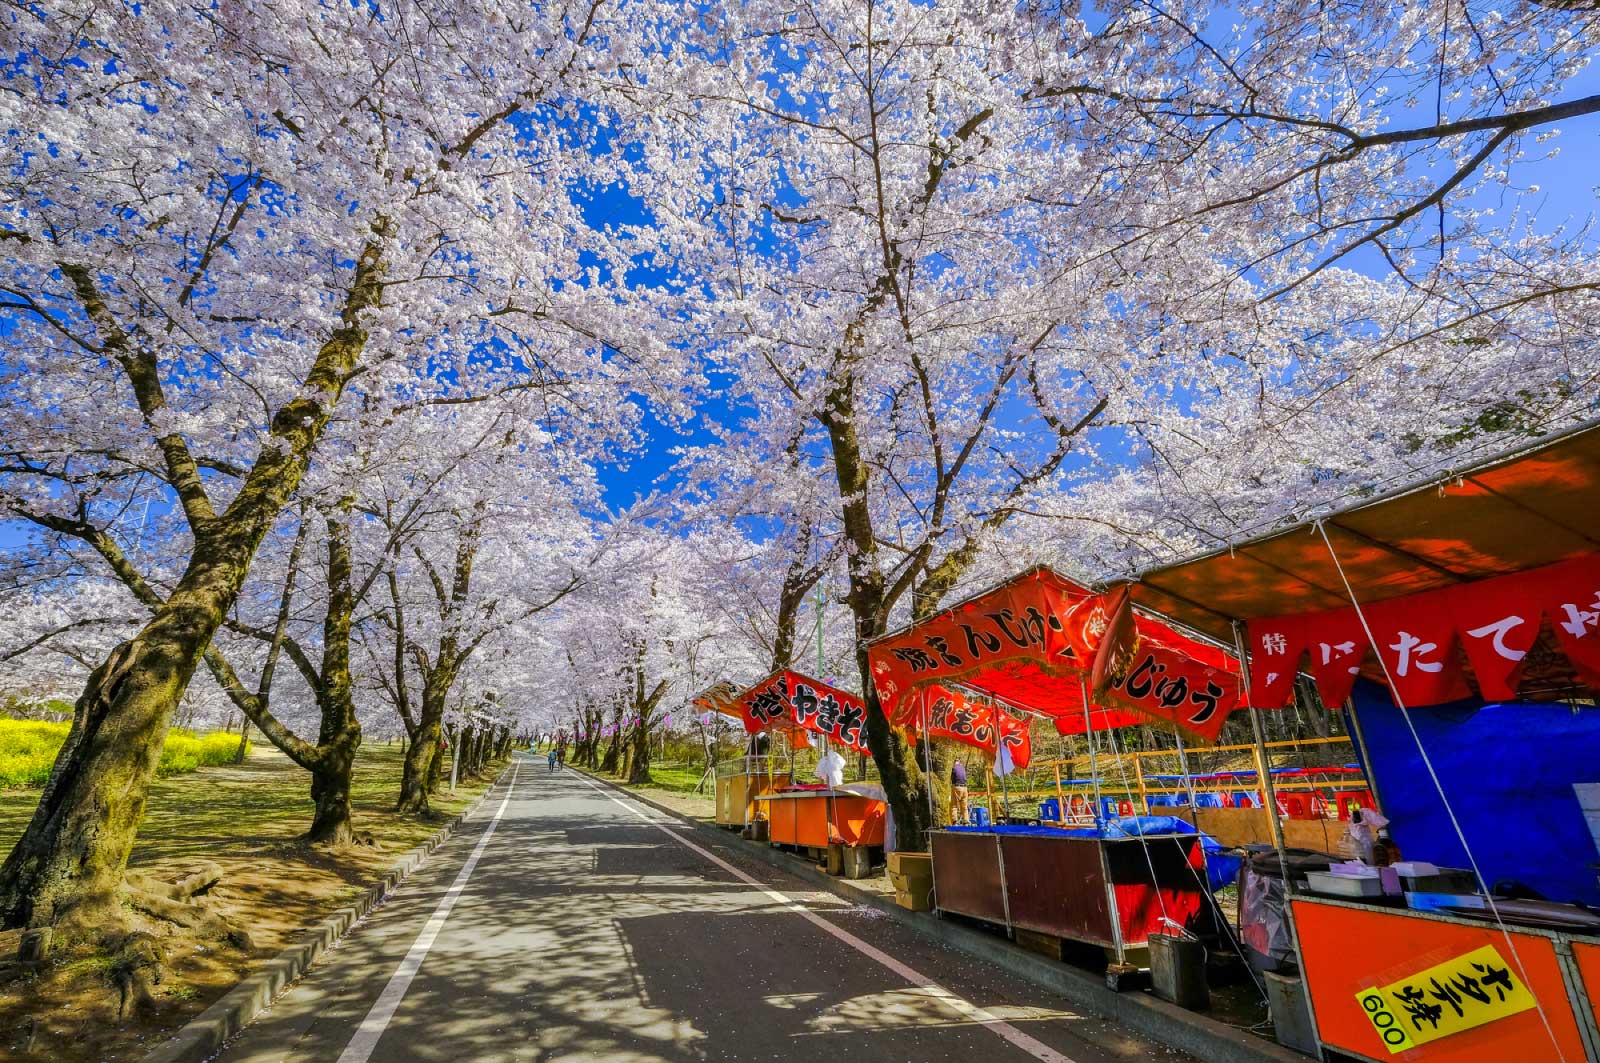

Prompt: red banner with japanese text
xmin=868 ymin=569 xmax=1093 ymax=722
xmin=906 ymin=685 xmax=1033 ymax=769
xmin=1245 ymin=552 xmax=1600 ymax=709
xmin=868 ymin=567 xmax=1243 ymax=741
xmin=1098 ymin=640 xmax=1242 ymax=743
xmin=738 ymin=670 xmax=871 ymax=752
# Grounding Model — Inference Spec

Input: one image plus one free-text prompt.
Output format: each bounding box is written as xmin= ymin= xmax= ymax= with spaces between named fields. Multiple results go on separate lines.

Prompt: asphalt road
xmin=216 ymin=753 xmax=1196 ymax=1063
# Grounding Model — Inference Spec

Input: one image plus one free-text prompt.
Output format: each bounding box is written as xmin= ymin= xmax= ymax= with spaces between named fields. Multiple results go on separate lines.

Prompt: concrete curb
xmin=139 ymin=763 xmax=517 ymax=1063
xmin=581 ymin=769 xmax=1306 ymax=1063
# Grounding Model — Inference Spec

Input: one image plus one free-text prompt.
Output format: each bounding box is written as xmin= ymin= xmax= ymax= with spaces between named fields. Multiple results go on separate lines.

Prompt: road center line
xmin=335 ymin=759 xmax=523 ymax=1063
xmin=567 ymin=769 xmax=1080 ymax=1063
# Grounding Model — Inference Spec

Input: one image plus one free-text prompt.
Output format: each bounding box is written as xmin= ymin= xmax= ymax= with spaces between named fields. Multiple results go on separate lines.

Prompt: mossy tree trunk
xmin=625 ymin=666 xmax=670 ymax=786
xmin=598 ymin=702 xmax=624 ymax=774
xmin=208 ymin=507 xmax=365 ymax=847
xmin=397 ymin=678 xmax=448 ymax=814
xmin=0 ymin=240 xmax=383 ymax=929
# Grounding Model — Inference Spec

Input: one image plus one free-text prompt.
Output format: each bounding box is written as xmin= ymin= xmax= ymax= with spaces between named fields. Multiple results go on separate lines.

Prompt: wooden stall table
xmin=931 ymin=825 xmax=1221 ymax=980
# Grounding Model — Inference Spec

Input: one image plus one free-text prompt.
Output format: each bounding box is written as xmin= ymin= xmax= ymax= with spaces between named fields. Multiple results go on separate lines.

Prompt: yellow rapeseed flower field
xmin=0 ymin=719 xmax=245 ymax=789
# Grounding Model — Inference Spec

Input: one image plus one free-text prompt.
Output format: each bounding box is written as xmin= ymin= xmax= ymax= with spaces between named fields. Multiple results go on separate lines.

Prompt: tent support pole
xmin=922 ymin=693 xmax=937 ymax=829
xmin=1233 ymin=620 xmax=1326 ymax=1062
xmin=921 ymin=696 xmax=941 ymax=910
xmin=1341 ymin=694 xmax=1387 ymax=817
xmin=1078 ymin=677 xmax=1106 ymax=823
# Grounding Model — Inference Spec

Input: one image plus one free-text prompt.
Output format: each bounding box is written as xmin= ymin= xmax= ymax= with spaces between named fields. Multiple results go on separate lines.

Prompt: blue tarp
xmin=945 ymin=815 xmax=1241 ymax=891
xmin=1351 ymin=680 xmax=1600 ymax=906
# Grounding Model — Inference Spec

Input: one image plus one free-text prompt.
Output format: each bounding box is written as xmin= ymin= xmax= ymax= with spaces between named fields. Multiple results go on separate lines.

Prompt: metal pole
xmin=921 ymin=695 xmax=941 ymax=913
xmin=1341 ymin=694 xmax=1387 ymax=816
xmin=921 ymin=691 xmax=937 ymax=829
xmin=816 ymin=580 xmax=826 ymax=677
xmin=1235 ymin=625 xmax=1292 ymax=861
xmin=1232 ymin=619 xmax=1326 ymax=1062
xmin=450 ymin=724 xmax=461 ymax=793
xmin=1078 ymin=676 xmax=1106 ymax=824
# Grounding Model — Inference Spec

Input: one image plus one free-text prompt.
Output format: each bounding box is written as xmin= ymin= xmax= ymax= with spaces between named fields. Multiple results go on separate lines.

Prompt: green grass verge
xmin=633 ymin=763 xmax=711 ymax=794
xmin=0 ymin=740 xmax=502 ymax=869
xmin=0 ymin=719 xmax=246 ymax=790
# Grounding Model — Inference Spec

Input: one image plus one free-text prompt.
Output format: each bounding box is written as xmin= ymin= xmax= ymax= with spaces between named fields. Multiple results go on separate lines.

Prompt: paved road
xmin=217 ymin=754 xmax=1195 ymax=1063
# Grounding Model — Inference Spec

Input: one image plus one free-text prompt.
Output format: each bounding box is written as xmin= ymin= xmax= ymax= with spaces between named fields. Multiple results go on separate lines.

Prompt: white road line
xmin=568 ymin=770 xmax=1080 ymax=1063
xmin=335 ymin=760 xmax=523 ymax=1063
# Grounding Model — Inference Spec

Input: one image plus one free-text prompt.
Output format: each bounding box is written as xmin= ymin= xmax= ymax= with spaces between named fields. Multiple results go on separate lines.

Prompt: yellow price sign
xmin=1355 ymin=944 xmax=1537 ymax=1054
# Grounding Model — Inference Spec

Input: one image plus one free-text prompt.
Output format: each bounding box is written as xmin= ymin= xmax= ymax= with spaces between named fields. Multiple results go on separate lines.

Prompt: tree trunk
xmin=397 ymin=713 xmax=441 ymax=813
xmin=599 ymin=705 xmax=623 ymax=774
xmin=822 ymin=366 xmax=942 ymax=853
xmin=306 ymin=755 xmax=357 ymax=846
xmin=0 ymin=630 xmax=200 ymax=929
xmin=305 ymin=513 xmax=362 ymax=844
xmin=855 ymin=644 xmax=940 ymax=851
xmin=397 ymin=659 xmax=452 ymax=813
xmin=234 ymin=719 xmax=251 ymax=764
xmin=627 ymin=722 xmax=654 ymax=784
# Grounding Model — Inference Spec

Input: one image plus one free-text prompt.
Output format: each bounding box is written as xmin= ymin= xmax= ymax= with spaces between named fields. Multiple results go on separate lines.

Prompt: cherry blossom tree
xmin=0 ymin=0 xmax=686 ymax=930
xmin=362 ymin=416 xmax=599 ymax=812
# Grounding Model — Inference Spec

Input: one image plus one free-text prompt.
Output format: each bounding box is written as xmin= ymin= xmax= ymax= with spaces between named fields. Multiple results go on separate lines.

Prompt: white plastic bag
xmin=816 ymin=749 xmax=846 ymax=788
xmin=994 ymin=742 xmax=1016 ymax=778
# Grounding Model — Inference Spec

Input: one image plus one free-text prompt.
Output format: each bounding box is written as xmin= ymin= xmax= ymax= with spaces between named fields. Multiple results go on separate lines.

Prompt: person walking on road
xmin=547 ymin=748 xmax=558 ymax=772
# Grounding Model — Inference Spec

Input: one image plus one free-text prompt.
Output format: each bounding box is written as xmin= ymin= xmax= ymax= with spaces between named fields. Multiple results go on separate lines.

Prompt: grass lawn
xmin=0 ymin=741 xmax=508 ymax=1063
xmin=633 ymin=762 xmax=713 ymax=794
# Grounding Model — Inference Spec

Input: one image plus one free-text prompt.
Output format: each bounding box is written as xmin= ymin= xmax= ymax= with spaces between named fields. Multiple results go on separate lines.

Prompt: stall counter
xmin=755 ymin=788 xmax=886 ymax=849
xmin=930 ymin=825 xmax=1218 ymax=967
xmin=1292 ymin=895 xmax=1600 ymax=1061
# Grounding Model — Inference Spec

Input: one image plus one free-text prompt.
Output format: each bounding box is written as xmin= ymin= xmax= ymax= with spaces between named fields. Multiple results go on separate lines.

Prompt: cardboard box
xmin=894 ymin=889 xmax=934 ymax=912
xmin=887 ymin=852 xmax=932 ymax=876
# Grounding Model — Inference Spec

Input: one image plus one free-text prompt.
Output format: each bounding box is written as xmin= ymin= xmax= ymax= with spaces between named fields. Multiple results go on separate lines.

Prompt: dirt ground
xmin=0 ymin=743 xmax=504 ymax=1063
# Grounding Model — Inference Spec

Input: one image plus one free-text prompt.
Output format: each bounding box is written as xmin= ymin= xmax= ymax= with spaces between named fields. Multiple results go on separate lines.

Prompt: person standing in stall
xmin=950 ymin=759 xmax=969 ymax=826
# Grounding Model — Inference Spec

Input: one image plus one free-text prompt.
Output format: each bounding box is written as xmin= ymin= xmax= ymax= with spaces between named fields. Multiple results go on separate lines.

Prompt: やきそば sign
xmin=739 ymin=670 xmax=871 ymax=753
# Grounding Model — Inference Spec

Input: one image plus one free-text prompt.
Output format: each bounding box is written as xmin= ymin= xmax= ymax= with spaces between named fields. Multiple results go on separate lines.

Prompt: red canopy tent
xmin=912 ymin=684 xmax=1035 ymax=769
xmin=1130 ymin=419 xmax=1600 ymax=709
xmin=867 ymin=566 xmax=1244 ymax=742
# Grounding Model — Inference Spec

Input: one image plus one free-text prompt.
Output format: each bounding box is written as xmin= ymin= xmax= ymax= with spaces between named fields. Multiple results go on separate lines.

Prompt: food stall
xmin=867 ymin=568 xmax=1246 ymax=976
xmin=713 ymin=754 xmax=784 ymax=829
xmin=727 ymin=670 xmax=887 ymax=871
xmin=1129 ymin=421 xmax=1600 ymax=1061
xmin=758 ymin=786 xmax=885 ymax=850
xmin=931 ymin=825 xmax=1219 ymax=967
xmin=693 ymin=683 xmax=784 ymax=830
